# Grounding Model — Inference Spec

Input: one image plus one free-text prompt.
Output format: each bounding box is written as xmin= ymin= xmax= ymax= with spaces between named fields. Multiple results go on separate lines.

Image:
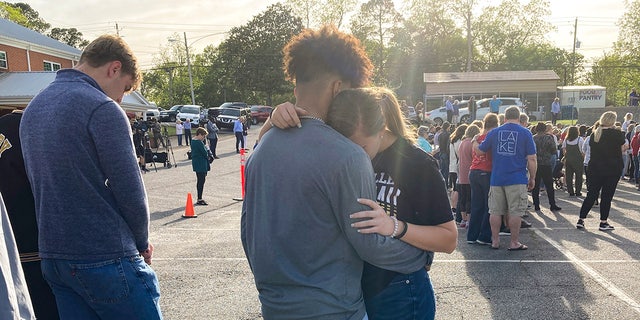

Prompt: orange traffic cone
xmin=182 ymin=192 xmax=197 ymax=218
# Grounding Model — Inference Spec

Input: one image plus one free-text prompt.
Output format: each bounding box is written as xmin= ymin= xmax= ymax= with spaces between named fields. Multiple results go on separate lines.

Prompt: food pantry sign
xmin=558 ymin=86 xmax=606 ymax=108
xmin=579 ymin=89 xmax=603 ymax=101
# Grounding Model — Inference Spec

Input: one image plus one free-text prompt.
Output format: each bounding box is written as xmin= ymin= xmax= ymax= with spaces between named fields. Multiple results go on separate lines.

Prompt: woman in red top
xmin=466 ymin=113 xmax=499 ymax=245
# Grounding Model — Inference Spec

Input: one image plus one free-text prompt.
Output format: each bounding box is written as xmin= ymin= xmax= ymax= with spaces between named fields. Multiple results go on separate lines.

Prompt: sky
xmin=7 ymin=0 xmax=627 ymax=70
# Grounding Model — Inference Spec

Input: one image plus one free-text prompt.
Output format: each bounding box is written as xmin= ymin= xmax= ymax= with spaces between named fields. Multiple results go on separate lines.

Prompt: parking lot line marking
xmin=162 ymin=228 xmax=239 ymax=231
xmin=533 ymin=228 xmax=640 ymax=315
xmin=436 ymin=259 xmax=640 ymax=263
xmin=152 ymin=257 xmax=640 ymax=264
xmin=154 ymin=257 xmax=247 ymax=261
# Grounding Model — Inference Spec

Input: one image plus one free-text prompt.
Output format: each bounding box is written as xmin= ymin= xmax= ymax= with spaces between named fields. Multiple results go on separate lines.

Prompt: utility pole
xmin=571 ymin=17 xmax=577 ymax=85
xmin=115 ymin=22 xmax=120 ymax=36
xmin=184 ymin=32 xmax=196 ymax=105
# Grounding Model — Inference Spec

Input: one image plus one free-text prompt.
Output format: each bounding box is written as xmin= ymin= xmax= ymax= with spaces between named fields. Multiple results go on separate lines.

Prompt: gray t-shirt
xmin=241 ymin=119 xmax=427 ymax=320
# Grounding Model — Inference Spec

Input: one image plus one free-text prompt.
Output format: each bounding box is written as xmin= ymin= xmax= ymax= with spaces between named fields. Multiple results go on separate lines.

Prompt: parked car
xmin=250 ymin=105 xmax=273 ymax=124
xmin=159 ymin=105 xmax=184 ymax=122
xmin=208 ymin=107 xmax=221 ymax=120
xmin=219 ymin=102 xmax=248 ymax=109
xmin=425 ymin=100 xmax=470 ymax=125
xmin=216 ymin=107 xmax=252 ymax=130
xmin=425 ymin=97 xmax=525 ymax=125
xmin=177 ymin=105 xmax=203 ymax=125
xmin=473 ymin=97 xmax=523 ymax=122
xmin=406 ymin=106 xmax=419 ymax=124
xmin=146 ymin=107 xmax=164 ymax=120
xmin=218 ymin=102 xmax=252 ymax=127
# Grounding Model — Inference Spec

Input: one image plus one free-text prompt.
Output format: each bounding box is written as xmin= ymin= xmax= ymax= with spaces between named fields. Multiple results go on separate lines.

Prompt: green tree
xmin=588 ymin=53 xmax=634 ymax=106
xmin=473 ymin=0 xmax=554 ymax=70
xmin=48 ymin=27 xmax=90 ymax=49
xmin=144 ymin=33 xmax=193 ymax=107
xmin=201 ymin=3 xmax=303 ymax=106
xmin=587 ymin=0 xmax=640 ymax=106
xmin=395 ymin=0 xmax=467 ymax=103
xmin=451 ymin=0 xmax=478 ymax=72
xmin=319 ymin=0 xmax=358 ymax=29
xmin=615 ymin=0 xmax=640 ymax=57
xmin=285 ymin=0 xmax=320 ymax=28
xmin=350 ymin=0 xmax=404 ymax=85
xmin=1 ymin=2 xmax=50 ymax=32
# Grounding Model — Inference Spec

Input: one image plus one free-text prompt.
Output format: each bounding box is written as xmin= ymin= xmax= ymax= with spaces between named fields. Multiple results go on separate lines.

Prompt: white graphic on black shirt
xmin=375 ymin=172 xmax=400 ymax=217
xmin=0 ymin=134 xmax=12 ymax=159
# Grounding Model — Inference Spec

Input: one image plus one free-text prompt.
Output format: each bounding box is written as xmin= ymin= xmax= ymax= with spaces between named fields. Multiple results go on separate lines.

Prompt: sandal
xmin=507 ymin=244 xmax=528 ymax=251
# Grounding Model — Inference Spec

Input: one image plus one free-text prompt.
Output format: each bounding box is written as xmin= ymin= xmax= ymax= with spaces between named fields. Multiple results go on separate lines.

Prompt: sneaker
xmin=550 ymin=205 xmax=562 ymax=211
xmin=499 ymin=228 xmax=511 ymax=236
xmin=576 ymin=219 xmax=585 ymax=229
xmin=476 ymin=240 xmax=491 ymax=245
xmin=466 ymin=240 xmax=476 ymax=244
xmin=520 ymin=220 xmax=532 ymax=228
xmin=599 ymin=222 xmax=615 ymax=231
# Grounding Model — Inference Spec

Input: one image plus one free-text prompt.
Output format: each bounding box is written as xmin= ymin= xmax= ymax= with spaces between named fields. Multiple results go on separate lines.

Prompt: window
xmin=43 ymin=61 xmax=61 ymax=71
xmin=0 ymin=51 xmax=7 ymax=69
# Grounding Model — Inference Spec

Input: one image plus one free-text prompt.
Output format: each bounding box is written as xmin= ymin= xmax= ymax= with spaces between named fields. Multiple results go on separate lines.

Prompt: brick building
xmin=0 ymin=18 xmax=81 ymax=72
xmin=0 ymin=18 xmax=151 ymax=115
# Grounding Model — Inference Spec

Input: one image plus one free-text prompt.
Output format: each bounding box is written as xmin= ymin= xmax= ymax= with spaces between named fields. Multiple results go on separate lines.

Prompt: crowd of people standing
xmin=418 ymin=108 xmax=634 ymax=240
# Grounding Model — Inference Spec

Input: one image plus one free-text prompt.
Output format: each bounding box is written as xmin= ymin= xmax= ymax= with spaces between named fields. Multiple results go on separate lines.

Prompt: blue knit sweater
xmin=20 ymin=69 xmax=150 ymax=260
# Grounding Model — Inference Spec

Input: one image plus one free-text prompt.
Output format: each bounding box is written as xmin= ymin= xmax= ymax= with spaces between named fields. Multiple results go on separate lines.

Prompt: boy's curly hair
xmin=283 ymin=25 xmax=373 ymax=88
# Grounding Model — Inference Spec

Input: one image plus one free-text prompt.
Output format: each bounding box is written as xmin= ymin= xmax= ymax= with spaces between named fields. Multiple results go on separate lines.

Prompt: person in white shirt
xmin=551 ymin=97 xmax=560 ymax=125
xmin=176 ymin=120 xmax=184 ymax=146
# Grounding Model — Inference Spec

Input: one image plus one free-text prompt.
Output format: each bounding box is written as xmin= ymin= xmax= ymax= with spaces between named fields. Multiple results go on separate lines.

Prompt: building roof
xmin=0 ymin=18 xmax=82 ymax=59
xmin=557 ymin=85 xmax=606 ymax=91
xmin=0 ymin=72 xmax=151 ymax=111
xmin=424 ymin=70 xmax=560 ymax=84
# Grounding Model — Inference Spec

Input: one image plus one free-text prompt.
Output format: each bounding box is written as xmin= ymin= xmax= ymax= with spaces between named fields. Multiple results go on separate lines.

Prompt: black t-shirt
xmin=0 ymin=112 xmax=39 ymax=254
xmin=361 ymin=137 xmax=453 ymax=299
xmin=589 ymin=128 xmax=625 ymax=176
xmin=438 ymin=130 xmax=450 ymax=155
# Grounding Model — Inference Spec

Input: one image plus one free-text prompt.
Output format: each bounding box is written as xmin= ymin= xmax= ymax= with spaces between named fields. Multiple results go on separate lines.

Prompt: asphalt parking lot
xmin=144 ymin=124 xmax=640 ymax=319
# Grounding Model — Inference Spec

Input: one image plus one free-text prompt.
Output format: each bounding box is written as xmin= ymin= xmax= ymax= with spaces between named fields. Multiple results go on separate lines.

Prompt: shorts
xmin=449 ymin=173 xmax=458 ymax=190
xmin=488 ymin=184 xmax=528 ymax=217
xmin=456 ymin=184 xmax=471 ymax=213
xmin=135 ymin=145 xmax=144 ymax=157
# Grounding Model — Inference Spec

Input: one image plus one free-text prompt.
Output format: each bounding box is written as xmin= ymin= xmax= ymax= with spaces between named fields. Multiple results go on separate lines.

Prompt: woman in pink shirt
xmin=457 ymin=124 xmax=481 ymax=228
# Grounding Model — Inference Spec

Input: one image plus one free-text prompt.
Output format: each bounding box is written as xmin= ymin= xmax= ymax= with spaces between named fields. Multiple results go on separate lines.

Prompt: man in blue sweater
xmin=20 ymin=35 xmax=162 ymax=319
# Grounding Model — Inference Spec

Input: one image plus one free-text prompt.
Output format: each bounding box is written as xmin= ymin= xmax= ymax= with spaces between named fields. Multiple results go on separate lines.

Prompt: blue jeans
xmin=177 ymin=134 xmax=183 ymax=146
xmin=365 ymin=268 xmax=435 ymax=320
xmin=622 ymin=154 xmax=630 ymax=178
xmin=41 ymin=256 xmax=162 ymax=319
xmin=467 ymin=170 xmax=492 ymax=243
xmin=634 ymin=155 xmax=639 ymax=183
